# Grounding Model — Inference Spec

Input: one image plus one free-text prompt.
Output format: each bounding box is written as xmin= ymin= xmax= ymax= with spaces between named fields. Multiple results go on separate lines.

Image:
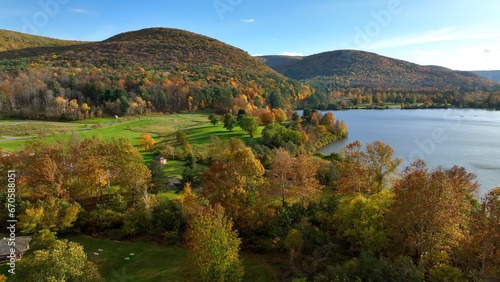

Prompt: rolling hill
xmin=0 ymin=29 xmax=82 ymax=52
xmin=258 ymin=50 xmax=499 ymax=92
xmin=0 ymin=28 xmax=312 ymax=118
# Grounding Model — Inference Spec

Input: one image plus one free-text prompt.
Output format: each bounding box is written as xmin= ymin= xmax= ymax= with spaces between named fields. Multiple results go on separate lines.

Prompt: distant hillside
xmin=474 ymin=70 xmax=500 ymax=82
xmin=0 ymin=28 xmax=275 ymax=74
xmin=0 ymin=28 xmax=312 ymax=119
xmin=256 ymin=55 xmax=303 ymax=73
xmin=260 ymin=50 xmax=498 ymax=92
xmin=0 ymin=29 xmax=82 ymax=52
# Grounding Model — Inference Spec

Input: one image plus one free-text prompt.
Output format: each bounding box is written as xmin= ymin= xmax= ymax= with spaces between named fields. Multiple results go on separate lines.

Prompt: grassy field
xmin=0 ymin=113 xmax=209 ymax=151
xmin=64 ymin=235 xmax=278 ymax=282
xmin=0 ymin=112 xmax=264 ymax=194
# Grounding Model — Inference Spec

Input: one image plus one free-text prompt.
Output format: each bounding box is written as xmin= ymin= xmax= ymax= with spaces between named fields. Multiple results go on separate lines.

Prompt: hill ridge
xmin=258 ymin=50 xmax=498 ymax=92
xmin=0 ymin=29 xmax=84 ymax=52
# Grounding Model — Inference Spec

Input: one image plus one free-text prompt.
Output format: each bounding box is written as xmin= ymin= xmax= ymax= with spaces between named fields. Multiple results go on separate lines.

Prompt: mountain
xmin=474 ymin=70 xmax=500 ymax=83
xmin=0 ymin=29 xmax=82 ymax=52
xmin=0 ymin=28 xmax=312 ymax=118
xmin=258 ymin=50 xmax=498 ymax=92
xmin=0 ymin=28 xmax=275 ymax=74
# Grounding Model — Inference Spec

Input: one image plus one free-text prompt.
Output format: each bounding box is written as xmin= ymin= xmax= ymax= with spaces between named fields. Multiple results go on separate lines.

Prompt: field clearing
xmin=0 ymin=114 xmax=209 ymax=151
xmin=0 ymin=121 xmax=82 ymax=136
xmin=65 ymin=235 xmax=278 ymax=282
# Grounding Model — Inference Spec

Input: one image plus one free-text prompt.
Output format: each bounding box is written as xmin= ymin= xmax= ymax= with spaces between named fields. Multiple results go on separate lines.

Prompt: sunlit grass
xmin=63 ymin=235 xmax=278 ymax=282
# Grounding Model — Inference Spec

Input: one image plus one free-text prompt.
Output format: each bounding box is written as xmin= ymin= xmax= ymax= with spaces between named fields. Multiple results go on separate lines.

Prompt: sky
xmin=2 ymin=0 xmax=500 ymax=70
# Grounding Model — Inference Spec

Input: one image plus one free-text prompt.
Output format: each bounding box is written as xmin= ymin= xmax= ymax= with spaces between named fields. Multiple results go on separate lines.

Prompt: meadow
xmin=65 ymin=235 xmax=278 ymax=282
xmin=0 ymin=113 xmax=263 ymax=178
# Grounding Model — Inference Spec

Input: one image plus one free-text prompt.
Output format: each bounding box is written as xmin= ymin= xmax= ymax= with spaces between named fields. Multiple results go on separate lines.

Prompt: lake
xmin=319 ymin=109 xmax=500 ymax=195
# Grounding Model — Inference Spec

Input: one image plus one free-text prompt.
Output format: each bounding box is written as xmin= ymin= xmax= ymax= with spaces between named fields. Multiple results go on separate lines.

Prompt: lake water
xmin=319 ymin=109 xmax=500 ymax=195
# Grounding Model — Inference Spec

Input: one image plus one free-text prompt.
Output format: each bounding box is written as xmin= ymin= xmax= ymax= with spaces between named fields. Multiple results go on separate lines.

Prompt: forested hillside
xmin=261 ymin=50 xmax=498 ymax=91
xmin=259 ymin=50 xmax=500 ymax=109
xmin=0 ymin=28 xmax=313 ymax=119
xmin=0 ymin=29 xmax=82 ymax=52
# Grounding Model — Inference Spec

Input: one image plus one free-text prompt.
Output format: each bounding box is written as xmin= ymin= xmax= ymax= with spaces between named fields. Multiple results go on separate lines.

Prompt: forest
xmin=0 ymin=108 xmax=498 ymax=281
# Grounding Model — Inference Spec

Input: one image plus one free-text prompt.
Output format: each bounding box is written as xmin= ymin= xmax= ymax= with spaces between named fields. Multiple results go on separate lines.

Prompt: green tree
xmin=223 ymin=113 xmax=237 ymax=132
xmin=284 ymin=228 xmax=304 ymax=265
xmin=13 ymin=239 xmax=102 ymax=282
xmin=333 ymin=190 xmax=392 ymax=255
xmin=148 ymin=160 xmax=170 ymax=193
xmin=239 ymin=115 xmax=259 ymax=137
xmin=208 ymin=113 xmax=219 ymax=126
xmin=186 ymin=205 xmax=244 ymax=282
xmin=176 ymin=131 xmax=187 ymax=143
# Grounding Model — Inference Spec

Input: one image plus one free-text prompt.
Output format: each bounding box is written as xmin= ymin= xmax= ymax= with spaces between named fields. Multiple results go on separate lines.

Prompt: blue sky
xmin=2 ymin=0 xmax=500 ymax=70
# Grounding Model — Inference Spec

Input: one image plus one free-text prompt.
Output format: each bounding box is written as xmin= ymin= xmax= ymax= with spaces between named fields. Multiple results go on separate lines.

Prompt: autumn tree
xmin=13 ymin=239 xmax=102 ymax=282
xmin=18 ymin=197 xmax=81 ymax=234
xmin=320 ymin=112 xmax=336 ymax=128
xmin=335 ymin=141 xmax=402 ymax=195
xmin=468 ymin=187 xmax=500 ymax=280
xmin=385 ymin=161 xmax=478 ymax=267
xmin=185 ymin=204 xmax=244 ymax=282
xmin=267 ymin=148 xmax=323 ymax=206
xmin=138 ymin=133 xmax=155 ymax=151
xmin=200 ymin=138 xmax=265 ymax=233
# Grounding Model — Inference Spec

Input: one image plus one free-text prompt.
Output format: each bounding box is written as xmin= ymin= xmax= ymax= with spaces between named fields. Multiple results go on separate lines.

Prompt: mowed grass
xmin=0 ymin=113 xmax=208 ymax=152
xmin=185 ymin=123 xmax=264 ymax=148
xmin=66 ymin=235 xmax=278 ymax=282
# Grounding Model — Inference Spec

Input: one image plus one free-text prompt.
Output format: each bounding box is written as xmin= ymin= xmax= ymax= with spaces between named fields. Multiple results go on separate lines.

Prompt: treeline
xmin=303 ymin=85 xmax=500 ymax=110
xmin=0 ymin=64 xmax=312 ymax=120
xmin=1 ymin=128 xmax=499 ymax=280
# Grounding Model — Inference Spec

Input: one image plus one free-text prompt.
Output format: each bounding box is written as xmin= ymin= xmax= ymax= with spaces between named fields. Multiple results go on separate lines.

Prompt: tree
xmin=468 ymin=187 xmax=500 ymax=280
xmin=13 ymin=239 xmax=102 ymax=282
xmin=176 ymin=131 xmax=187 ymax=143
xmin=18 ymin=197 xmax=81 ymax=234
xmin=239 ymin=115 xmax=259 ymax=137
xmin=335 ymin=141 xmax=402 ymax=195
xmin=138 ymin=133 xmax=155 ymax=151
xmin=148 ymin=161 xmax=170 ymax=193
xmin=386 ymin=161 xmax=478 ymax=267
xmin=267 ymin=149 xmax=323 ymax=206
xmin=333 ymin=190 xmax=392 ymax=255
xmin=201 ymin=138 xmax=265 ymax=233
xmin=284 ymin=228 xmax=304 ymax=266
xmin=208 ymin=113 xmax=219 ymax=126
xmin=185 ymin=205 xmax=244 ymax=282
xmin=320 ymin=112 xmax=336 ymax=128
xmin=223 ymin=113 xmax=237 ymax=132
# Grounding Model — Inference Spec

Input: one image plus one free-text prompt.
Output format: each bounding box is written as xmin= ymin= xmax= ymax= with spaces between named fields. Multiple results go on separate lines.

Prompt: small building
xmin=0 ymin=236 xmax=32 ymax=264
xmin=155 ymin=157 xmax=167 ymax=165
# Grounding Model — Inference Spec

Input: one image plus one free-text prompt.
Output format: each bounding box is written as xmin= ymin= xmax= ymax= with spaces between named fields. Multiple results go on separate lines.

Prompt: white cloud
xmin=241 ymin=19 xmax=255 ymax=23
xmin=281 ymin=51 xmax=303 ymax=56
xmin=406 ymin=46 xmax=500 ymax=70
xmin=368 ymin=27 xmax=500 ymax=50
xmin=69 ymin=8 xmax=90 ymax=14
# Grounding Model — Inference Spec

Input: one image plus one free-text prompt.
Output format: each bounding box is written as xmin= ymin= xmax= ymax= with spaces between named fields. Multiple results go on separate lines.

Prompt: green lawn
xmin=185 ymin=123 xmax=263 ymax=148
xmin=65 ymin=235 xmax=278 ymax=282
